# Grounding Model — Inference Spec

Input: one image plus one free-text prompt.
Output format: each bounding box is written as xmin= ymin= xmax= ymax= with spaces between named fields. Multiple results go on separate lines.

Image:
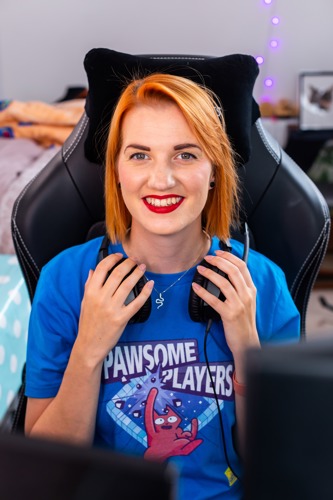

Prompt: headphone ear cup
xmin=104 ymin=257 xmax=151 ymax=324
xmin=189 ymin=260 xmax=226 ymax=323
xmin=189 ymin=265 xmax=207 ymax=322
xmin=129 ymin=278 xmax=151 ymax=324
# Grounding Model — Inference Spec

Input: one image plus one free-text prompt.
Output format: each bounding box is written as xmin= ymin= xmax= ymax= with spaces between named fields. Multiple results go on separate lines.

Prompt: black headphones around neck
xmin=97 ymin=224 xmax=249 ymax=325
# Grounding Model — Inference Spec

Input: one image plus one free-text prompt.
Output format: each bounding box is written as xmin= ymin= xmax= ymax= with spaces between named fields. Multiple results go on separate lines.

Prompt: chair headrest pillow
xmin=83 ymin=48 xmax=260 ymax=165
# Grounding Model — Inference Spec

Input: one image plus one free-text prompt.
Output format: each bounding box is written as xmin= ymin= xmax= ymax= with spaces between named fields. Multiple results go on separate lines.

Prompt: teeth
xmin=145 ymin=197 xmax=182 ymax=207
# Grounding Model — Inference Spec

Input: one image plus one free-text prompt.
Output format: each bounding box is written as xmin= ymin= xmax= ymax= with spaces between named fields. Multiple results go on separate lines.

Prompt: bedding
xmin=0 ymin=97 xmax=84 ymax=420
xmin=0 ymin=139 xmax=61 ymax=422
xmin=0 ymin=97 xmax=85 ymax=254
xmin=0 ymin=139 xmax=59 ymax=421
xmin=0 ymin=98 xmax=85 ymax=147
xmin=0 ymin=138 xmax=61 ymax=255
xmin=0 ymin=254 xmax=30 ymax=420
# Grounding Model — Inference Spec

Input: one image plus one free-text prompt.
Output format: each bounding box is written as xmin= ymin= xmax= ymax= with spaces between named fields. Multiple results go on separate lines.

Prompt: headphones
xmin=97 ymin=223 xmax=249 ymax=325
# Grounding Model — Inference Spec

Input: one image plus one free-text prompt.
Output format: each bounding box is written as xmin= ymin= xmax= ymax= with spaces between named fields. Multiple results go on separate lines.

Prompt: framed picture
xmin=299 ymin=71 xmax=333 ymax=131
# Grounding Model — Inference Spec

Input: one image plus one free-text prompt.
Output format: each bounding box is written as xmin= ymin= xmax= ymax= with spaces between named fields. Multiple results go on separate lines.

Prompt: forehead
xmin=121 ymin=102 xmax=197 ymax=143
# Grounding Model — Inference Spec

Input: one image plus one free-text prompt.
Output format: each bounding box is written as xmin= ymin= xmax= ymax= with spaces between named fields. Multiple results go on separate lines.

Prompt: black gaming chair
xmin=3 ymin=49 xmax=331 ymax=433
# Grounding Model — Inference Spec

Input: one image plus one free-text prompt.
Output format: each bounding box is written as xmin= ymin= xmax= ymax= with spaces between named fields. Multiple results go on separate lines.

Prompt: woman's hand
xmin=192 ymin=250 xmax=260 ymax=379
xmin=75 ymin=253 xmax=153 ymax=367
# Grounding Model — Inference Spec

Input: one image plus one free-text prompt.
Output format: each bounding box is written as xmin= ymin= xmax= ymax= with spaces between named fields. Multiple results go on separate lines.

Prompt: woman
xmin=25 ymin=73 xmax=300 ymax=499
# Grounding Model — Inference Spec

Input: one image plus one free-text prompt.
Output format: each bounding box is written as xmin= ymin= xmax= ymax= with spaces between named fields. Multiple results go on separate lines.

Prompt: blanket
xmin=0 ymin=254 xmax=30 ymax=420
xmin=0 ymin=99 xmax=84 ymax=147
xmin=0 ymin=138 xmax=61 ymax=254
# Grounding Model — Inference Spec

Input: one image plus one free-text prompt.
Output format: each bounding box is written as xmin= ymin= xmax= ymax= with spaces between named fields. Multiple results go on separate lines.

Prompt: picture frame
xmin=299 ymin=71 xmax=333 ymax=131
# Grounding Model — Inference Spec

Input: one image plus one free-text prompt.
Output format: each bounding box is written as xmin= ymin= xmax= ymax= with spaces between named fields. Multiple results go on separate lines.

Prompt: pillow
xmin=83 ymin=48 xmax=260 ymax=165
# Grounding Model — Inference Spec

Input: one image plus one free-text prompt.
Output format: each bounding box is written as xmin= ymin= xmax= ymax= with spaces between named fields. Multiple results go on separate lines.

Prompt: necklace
xmin=152 ymin=267 xmax=193 ymax=309
xmin=146 ymin=238 xmax=209 ymax=310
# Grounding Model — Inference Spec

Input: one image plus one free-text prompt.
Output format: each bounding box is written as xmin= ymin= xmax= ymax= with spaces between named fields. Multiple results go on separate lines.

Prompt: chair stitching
xmin=12 ymin=386 xmax=26 ymax=433
xmin=294 ymin=246 xmax=321 ymax=302
xmin=17 ymin=244 xmax=40 ymax=282
xmin=293 ymin=240 xmax=326 ymax=334
xmin=63 ymin=114 xmax=89 ymax=162
xmin=291 ymin=223 xmax=329 ymax=299
xmin=148 ymin=56 xmax=206 ymax=61
xmin=12 ymin=234 xmax=39 ymax=298
xmin=290 ymin=190 xmax=330 ymax=292
xmin=12 ymin=168 xmax=49 ymax=274
xmin=255 ymin=120 xmax=280 ymax=163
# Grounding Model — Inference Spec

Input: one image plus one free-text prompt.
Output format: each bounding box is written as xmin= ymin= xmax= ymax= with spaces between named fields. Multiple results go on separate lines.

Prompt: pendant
xmin=155 ymin=293 xmax=164 ymax=309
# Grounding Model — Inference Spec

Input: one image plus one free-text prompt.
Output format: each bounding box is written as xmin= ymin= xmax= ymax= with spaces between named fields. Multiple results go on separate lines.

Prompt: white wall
xmin=0 ymin=0 xmax=332 ymax=104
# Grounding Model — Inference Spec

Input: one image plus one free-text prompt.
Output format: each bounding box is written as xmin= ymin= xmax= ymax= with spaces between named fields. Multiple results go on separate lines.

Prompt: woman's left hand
xmin=192 ymin=250 xmax=260 ymax=366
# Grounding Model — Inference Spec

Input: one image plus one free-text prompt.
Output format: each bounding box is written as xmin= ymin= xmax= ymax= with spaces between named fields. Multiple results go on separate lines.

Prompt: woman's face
xmin=117 ymin=102 xmax=214 ymax=238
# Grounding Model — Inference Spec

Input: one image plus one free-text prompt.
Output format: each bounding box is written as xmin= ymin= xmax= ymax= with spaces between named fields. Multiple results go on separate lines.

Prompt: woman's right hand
xmin=74 ymin=253 xmax=153 ymax=367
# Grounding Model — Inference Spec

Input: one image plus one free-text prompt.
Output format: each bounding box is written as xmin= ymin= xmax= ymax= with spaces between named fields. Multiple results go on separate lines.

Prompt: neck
xmin=123 ymin=226 xmax=210 ymax=274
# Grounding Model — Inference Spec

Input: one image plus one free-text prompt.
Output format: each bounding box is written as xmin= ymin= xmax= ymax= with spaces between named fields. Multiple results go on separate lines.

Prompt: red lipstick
xmin=143 ymin=195 xmax=184 ymax=214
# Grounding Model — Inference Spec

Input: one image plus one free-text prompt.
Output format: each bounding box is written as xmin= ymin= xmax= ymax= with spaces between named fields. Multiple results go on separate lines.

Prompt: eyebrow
xmin=124 ymin=143 xmax=201 ymax=152
xmin=174 ymin=143 xmax=202 ymax=151
xmin=124 ymin=144 xmax=151 ymax=152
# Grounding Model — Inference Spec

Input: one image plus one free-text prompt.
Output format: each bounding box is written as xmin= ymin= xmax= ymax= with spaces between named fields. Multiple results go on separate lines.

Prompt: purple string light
xmin=260 ymin=0 xmax=280 ymax=98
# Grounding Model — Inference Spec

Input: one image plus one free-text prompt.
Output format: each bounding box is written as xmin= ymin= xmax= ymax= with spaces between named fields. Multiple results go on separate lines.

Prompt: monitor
xmin=0 ymin=432 xmax=177 ymax=500
xmin=244 ymin=337 xmax=333 ymax=500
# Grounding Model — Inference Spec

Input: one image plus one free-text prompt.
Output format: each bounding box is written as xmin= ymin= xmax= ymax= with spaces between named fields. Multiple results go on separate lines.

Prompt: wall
xmin=0 ymin=0 xmax=332 ymax=105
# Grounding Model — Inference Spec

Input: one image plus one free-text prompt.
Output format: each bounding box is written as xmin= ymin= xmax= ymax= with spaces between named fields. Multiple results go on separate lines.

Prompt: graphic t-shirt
xmin=26 ymin=236 xmax=300 ymax=500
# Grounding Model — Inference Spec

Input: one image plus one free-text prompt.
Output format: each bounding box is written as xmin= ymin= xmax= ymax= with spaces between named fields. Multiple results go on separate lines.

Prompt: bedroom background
xmin=0 ymin=0 xmax=333 ymax=420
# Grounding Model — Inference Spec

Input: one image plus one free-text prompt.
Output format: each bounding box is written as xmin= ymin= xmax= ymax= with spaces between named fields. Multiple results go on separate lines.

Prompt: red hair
xmin=105 ymin=73 xmax=239 ymax=243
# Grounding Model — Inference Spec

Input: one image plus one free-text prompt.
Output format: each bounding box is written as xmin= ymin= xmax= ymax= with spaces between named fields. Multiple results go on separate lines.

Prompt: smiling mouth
xmin=143 ymin=196 xmax=184 ymax=213
xmin=145 ymin=196 xmax=182 ymax=207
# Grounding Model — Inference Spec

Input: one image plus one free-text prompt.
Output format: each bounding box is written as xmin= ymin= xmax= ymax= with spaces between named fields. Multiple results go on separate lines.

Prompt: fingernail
xmin=204 ymin=255 xmax=214 ymax=262
xmin=192 ymin=282 xmax=201 ymax=291
xmin=146 ymin=280 xmax=154 ymax=289
xmin=138 ymin=263 xmax=146 ymax=272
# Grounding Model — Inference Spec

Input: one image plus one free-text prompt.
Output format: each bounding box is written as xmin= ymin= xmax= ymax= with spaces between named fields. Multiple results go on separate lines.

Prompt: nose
xmin=146 ymin=161 xmax=176 ymax=191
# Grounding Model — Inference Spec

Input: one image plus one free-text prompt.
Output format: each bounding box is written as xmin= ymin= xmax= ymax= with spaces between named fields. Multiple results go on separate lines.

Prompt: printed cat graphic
xmin=144 ymin=387 xmax=203 ymax=461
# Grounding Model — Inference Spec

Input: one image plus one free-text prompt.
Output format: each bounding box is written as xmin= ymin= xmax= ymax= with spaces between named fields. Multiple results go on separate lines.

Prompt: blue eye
xmin=178 ymin=152 xmax=196 ymax=160
xmin=130 ymin=152 xmax=148 ymax=160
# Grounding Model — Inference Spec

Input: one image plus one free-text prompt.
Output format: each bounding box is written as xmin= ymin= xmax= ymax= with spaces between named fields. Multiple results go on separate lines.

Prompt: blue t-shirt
xmin=26 ymin=236 xmax=300 ymax=500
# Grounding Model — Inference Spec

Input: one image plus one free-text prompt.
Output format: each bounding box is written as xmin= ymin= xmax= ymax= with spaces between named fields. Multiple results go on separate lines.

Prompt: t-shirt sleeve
xmin=265 ymin=280 xmax=300 ymax=343
xmin=25 ymin=258 xmax=84 ymax=398
xmin=255 ymin=259 xmax=300 ymax=344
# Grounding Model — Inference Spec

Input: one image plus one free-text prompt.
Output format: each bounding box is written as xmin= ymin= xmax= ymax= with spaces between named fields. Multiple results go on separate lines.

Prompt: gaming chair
xmin=2 ymin=49 xmax=330 ymax=433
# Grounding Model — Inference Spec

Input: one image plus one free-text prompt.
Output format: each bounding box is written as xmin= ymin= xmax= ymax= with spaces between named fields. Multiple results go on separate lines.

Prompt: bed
xmin=0 ymin=97 xmax=84 ymax=420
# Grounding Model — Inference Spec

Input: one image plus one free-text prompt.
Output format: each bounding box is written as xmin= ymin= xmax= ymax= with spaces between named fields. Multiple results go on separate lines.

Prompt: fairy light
xmin=256 ymin=56 xmax=264 ymax=65
xmin=259 ymin=0 xmax=281 ymax=101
